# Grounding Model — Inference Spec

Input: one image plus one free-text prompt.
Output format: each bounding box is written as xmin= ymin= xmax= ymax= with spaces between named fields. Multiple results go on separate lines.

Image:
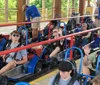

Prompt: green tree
xmin=0 ymin=0 xmax=4 ymax=8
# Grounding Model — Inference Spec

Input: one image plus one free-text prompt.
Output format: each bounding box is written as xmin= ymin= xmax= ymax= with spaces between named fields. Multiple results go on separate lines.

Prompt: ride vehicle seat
xmin=27 ymin=45 xmax=43 ymax=60
xmin=52 ymin=60 xmax=79 ymax=85
xmin=0 ymin=34 xmax=9 ymax=51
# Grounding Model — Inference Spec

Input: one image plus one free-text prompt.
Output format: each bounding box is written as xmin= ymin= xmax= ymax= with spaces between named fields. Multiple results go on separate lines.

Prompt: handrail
xmin=0 ymin=27 xmax=99 ymax=56
xmin=0 ymin=14 xmax=97 ymax=27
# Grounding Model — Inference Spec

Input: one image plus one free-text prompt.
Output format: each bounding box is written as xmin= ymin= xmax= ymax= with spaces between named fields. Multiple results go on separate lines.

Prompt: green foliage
xmin=30 ymin=0 xmax=42 ymax=8
xmin=0 ymin=0 xmax=79 ymax=22
xmin=0 ymin=0 xmax=4 ymax=8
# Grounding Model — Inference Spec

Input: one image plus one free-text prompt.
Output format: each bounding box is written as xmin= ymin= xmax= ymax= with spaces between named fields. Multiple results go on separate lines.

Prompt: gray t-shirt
xmin=6 ymin=43 xmax=27 ymax=63
xmin=48 ymin=76 xmax=80 ymax=85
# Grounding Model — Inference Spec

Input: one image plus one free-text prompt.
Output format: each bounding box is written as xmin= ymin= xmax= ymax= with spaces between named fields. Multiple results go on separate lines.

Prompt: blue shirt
xmin=26 ymin=5 xmax=41 ymax=22
xmin=48 ymin=76 xmax=80 ymax=85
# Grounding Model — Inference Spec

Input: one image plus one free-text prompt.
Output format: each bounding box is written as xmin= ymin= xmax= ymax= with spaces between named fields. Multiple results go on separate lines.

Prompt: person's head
xmin=49 ymin=20 xmax=58 ymax=29
xmin=58 ymin=61 xmax=73 ymax=80
xmin=52 ymin=26 xmax=59 ymax=38
xmin=82 ymin=23 xmax=87 ymax=31
xmin=22 ymin=4 xmax=28 ymax=11
xmin=91 ymin=76 xmax=100 ymax=85
xmin=10 ymin=30 xmax=21 ymax=42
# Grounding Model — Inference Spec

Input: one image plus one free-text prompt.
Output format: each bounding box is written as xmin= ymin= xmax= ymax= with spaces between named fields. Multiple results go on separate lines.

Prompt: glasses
xmin=12 ymin=34 xmax=20 ymax=37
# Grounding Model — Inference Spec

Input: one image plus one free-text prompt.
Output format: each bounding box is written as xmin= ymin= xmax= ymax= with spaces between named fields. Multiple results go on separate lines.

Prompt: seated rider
xmin=83 ymin=29 xmax=100 ymax=51
xmin=90 ymin=30 xmax=100 ymax=49
xmin=49 ymin=27 xmax=64 ymax=58
xmin=41 ymin=27 xmax=65 ymax=59
xmin=0 ymin=30 xmax=27 ymax=74
xmin=83 ymin=45 xmax=100 ymax=76
xmin=75 ymin=23 xmax=91 ymax=47
xmin=48 ymin=61 xmax=80 ymax=85
xmin=40 ymin=20 xmax=58 ymax=41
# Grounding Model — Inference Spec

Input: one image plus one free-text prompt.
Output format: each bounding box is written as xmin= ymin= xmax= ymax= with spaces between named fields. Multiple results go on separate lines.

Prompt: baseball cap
xmin=58 ymin=61 xmax=72 ymax=72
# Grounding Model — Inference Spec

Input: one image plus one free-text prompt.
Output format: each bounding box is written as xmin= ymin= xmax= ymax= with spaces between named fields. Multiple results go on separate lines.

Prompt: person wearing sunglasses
xmin=0 ymin=30 xmax=27 ymax=74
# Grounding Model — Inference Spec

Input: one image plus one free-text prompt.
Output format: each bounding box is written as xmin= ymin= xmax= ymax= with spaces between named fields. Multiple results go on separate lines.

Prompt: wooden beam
xmin=5 ymin=0 xmax=8 ymax=22
xmin=42 ymin=0 xmax=45 ymax=20
xmin=17 ymin=0 xmax=26 ymax=26
xmin=26 ymin=0 xmax=29 ymax=5
xmin=53 ymin=0 xmax=61 ymax=18
xmin=72 ymin=0 xmax=75 ymax=8
xmin=72 ymin=0 xmax=75 ymax=13
xmin=79 ymin=0 xmax=86 ymax=15
xmin=87 ymin=0 xmax=91 ymax=7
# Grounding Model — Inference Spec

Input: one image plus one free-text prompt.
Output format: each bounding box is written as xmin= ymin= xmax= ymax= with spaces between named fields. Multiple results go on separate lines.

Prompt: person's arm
xmin=26 ymin=11 xmax=30 ymax=22
xmin=82 ymin=32 xmax=91 ymax=38
xmin=49 ymin=47 xmax=60 ymax=58
xmin=83 ymin=46 xmax=91 ymax=66
xmin=14 ymin=56 xmax=27 ymax=65
xmin=15 ymin=48 xmax=28 ymax=65
xmin=83 ymin=55 xmax=90 ymax=66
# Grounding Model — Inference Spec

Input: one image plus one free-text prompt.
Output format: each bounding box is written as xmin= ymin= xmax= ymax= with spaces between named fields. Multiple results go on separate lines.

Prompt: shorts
xmin=31 ymin=17 xmax=41 ymax=29
xmin=88 ymin=68 xmax=95 ymax=76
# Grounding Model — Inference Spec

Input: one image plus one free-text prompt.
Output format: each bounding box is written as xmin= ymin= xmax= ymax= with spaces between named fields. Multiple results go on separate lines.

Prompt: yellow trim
xmin=29 ymin=70 xmax=58 ymax=85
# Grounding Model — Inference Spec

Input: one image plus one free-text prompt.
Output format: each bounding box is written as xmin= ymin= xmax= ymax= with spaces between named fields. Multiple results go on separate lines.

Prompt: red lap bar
xmin=0 ymin=27 xmax=99 ymax=58
xmin=70 ymin=36 xmax=74 ymax=60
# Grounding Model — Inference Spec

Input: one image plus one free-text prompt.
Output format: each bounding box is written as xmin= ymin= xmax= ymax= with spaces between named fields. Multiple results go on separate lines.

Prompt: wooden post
xmin=17 ymin=0 xmax=26 ymax=27
xmin=26 ymin=0 xmax=29 ymax=5
xmin=5 ymin=0 xmax=8 ymax=22
xmin=87 ymin=0 xmax=91 ymax=7
xmin=42 ymin=0 xmax=45 ymax=20
xmin=79 ymin=0 xmax=86 ymax=16
xmin=72 ymin=0 xmax=75 ymax=7
xmin=72 ymin=0 xmax=75 ymax=13
xmin=67 ymin=0 xmax=70 ymax=17
xmin=53 ymin=0 xmax=61 ymax=18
